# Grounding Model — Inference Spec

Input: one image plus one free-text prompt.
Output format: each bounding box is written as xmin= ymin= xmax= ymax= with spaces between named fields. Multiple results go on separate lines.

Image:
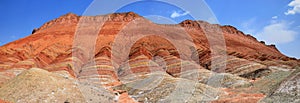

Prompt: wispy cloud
xmin=10 ymin=35 xmax=16 ymax=39
xmin=240 ymin=18 xmax=257 ymax=34
xmin=206 ymin=17 xmax=218 ymax=24
xmin=272 ymin=16 xmax=278 ymax=19
xmin=256 ymin=21 xmax=297 ymax=44
xmin=285 ymin=0 xmax=300 ymax=15
xmin=170 ymin=11 xmax=189 ymax=18
xmin=271 ymin=16 xmax=279 ymax=24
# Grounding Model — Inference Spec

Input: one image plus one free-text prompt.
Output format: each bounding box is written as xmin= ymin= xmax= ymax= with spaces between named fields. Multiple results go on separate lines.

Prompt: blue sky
xmin=0 ymin=0 xmax=299 ymax=58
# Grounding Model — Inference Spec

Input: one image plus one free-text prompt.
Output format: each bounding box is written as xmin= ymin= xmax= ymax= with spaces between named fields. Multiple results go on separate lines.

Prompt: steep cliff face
xmin=0 ymin=12 xmax=299 ymax=102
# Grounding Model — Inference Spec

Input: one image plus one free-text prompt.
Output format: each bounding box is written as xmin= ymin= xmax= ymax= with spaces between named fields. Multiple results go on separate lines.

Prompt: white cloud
xmin=285 ymin=0 xmax=300 ymax=15
xmin=145 ymin=15 xmax=176 ymax=24
xmin=240 ymin=18 xmax=257 ymax=34
xmin=10 ymin=35 xmax=16 ymax=39
xmin=206 ymin=17 xmax=218 ymax=24
xmin=272 ymin=16 xmax=278 ymax=19
xmin=170 ymin=11 xmax=190 ymax=18
xmin=256 ymin=21 xmax=297 ymax=44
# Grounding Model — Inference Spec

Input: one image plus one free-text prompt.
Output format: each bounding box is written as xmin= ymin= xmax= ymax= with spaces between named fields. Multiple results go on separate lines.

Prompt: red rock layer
xmin=153 ymin=48 xmax=182 ymax=76
xmin=118 ymin=46 xmax=163 ymax=78
xmin=0 ymin=12 xmax=298 ymax=84
xmin=78 ymin=46 xmax=120 ymax=87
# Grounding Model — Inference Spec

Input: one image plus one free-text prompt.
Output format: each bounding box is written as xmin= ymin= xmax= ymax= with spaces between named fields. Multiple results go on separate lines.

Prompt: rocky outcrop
xmin=221 ymin=25 xmax=244 ymax=35
xmin=109 ymin=12 xmax=141 ymax=22
xmin=262 ymin=67 xmax=300 ymax=103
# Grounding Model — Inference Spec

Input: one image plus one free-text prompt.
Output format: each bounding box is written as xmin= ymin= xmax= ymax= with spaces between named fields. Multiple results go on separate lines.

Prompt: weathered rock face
xmin=0 ymin=12 xmax=299 ymax=102
xmin=113 ymin=71 xmax=223 ymax=103
xmin=35 ymin=13 xmax=80 ymax=33
xmin=0 ymin=69 xmax=25 ymax=86
xmin=0 ymin=68 xmax=87 ymax=102
xmin=211 ymin=90 xmax=265 ymax=103
xmin=262 ymin=67 xmax=300 ymax=103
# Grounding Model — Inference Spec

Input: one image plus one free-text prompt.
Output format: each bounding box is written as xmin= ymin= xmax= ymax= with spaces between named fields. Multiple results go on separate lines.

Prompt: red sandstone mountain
xmin=0 ymin=12 xmax=299 ymax=102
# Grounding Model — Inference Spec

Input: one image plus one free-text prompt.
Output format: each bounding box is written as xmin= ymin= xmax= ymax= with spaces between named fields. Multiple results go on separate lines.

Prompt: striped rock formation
xmin=0 ymin=12 xmax=299 ymax=102
xmin=192 ymin=47 xmax=270 ymax=79
xmin=113 ymin=71 xmax=223 ymax=103
xmin=213 ymin=56 xmax=269 ymax=79
xmin=153 ymin=48 xmax=183 ymax=76
xmin=78 ymin=46 xmax=120 ymax=87
xmin=179 ymin=68 xmax=252 ymax=88
xmin=118 ymin=46 xmax=163 ymax=83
